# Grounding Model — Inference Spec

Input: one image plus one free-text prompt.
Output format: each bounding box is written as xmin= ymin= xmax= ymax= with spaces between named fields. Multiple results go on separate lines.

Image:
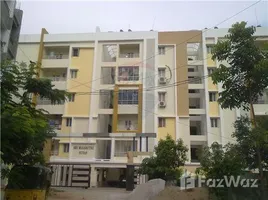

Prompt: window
xmin=158 ymin=92 xmax=166 ymax=102
xmin=68 ymin=93 xmax=75 ymax=102
xmin=118 ymin=67 xmax=139 ymax=81
xmin=208 ymin=67 xmax=216 ymax=75
xmin=72 ymin=48 xmax=79 ymax=57
xmin=188 ymin=68 xmax=195 ymax=72
xmin=66 ymin=118 xmax=72 ymax=127
xmin=70 ymin=70 xmax=78 ymax=79
xmin=125 ymin=120 xmax=132 ymax=130
xmin=206 ymin=45 xmax=213 ymax=54
xmin=158 ymin=118 xmax=166 ymax=127
xmin=209 ymin=92 xmax=217 ymax=102
xmin=158 ymin=47 xmax=165 ymax=55
xmin=191 ymin=147 xmax=200 ymax=162
xmin=189 ymin=90 xmax=197 ymax=93
xmin=63 ymin=144 xmax=69 ymax=153
xmin=118 ymin=90 xmax=138 ymax=104
xmin=210 ymin=118 xmax=218 ymax=128
xmin=158 ymin=68 xmax=166 ymax=77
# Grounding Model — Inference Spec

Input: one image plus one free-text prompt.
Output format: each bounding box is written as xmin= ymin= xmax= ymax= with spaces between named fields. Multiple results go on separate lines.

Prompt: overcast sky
xmin=19 ymin=0 xmax=268 ymax=34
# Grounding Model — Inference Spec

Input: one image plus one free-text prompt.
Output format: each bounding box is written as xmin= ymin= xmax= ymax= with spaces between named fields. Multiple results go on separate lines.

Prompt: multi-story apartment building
xmin=1 ymin=0 xmax=23 ymax=60
xmin=202 ymin=27 xmax=268 ymax=146
xmin=16 ymin=26 xmax=268 ymax=188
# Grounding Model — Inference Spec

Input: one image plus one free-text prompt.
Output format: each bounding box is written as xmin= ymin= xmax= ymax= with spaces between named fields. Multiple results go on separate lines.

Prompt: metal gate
xmin=50 ymin=164 xmax=91 ymax=188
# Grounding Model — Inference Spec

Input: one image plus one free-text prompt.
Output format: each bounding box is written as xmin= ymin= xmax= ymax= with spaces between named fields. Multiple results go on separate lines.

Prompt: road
xmin=48 ymin=187 xmax=131 ymax=200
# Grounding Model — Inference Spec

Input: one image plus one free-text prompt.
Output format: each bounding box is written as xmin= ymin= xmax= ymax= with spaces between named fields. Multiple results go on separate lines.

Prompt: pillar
xmin=111 ymin=138 xmax=115 ymax=159
xmin=90 ymin=166 xmax=97 ymax=188
xmin=126 ymin=164 xmax=135 ymax=191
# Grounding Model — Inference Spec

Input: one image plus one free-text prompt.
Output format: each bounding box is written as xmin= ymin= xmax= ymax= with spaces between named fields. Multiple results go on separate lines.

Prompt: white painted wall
xmin=157 ymin=46 xmax=176 ymax=116
xmin=73 ymin=118 xmax=89 ymax=134
xmin=16 ymin=43 xmax=39 ymax=63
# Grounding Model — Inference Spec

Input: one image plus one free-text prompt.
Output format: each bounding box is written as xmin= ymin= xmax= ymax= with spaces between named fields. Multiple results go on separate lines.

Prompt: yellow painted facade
xmin=157 ymin=118 xmax=176 ymax=140
xmin=208 ymin=77 xmax=218 ymax=91
xmin=58 ymin=143 xmax=69 ymax=157
xmin=207 ymin=53 xmax=216 ymax=67
xmin=4 ymin=190 xmax=46 ymax=200
xmin=209 ymin=102 xmax=220 ymax=116
xmin=67 ymin=48 xmax=94 ymax=116
xmin=60 ymin=118 xmax=71 ymax=134
xmin=112 ymin=84 xmax=143 ymax=133
xmin=42 ymin=139 xmax=52 ymax=163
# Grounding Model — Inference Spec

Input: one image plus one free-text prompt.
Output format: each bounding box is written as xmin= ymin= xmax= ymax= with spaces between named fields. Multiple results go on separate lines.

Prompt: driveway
xmin=48 ymin=187 xmax=131 ymax=200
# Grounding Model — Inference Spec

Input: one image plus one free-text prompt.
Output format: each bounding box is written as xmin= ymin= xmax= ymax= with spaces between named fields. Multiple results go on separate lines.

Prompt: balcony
xmin=45 ymin=77 xmax=67 ymax=90
xmin=118 ymin=105 xmax=138 ymax=114
xmin=189 ymin=98 xmax=205 ymax=115
xmin=187 ymin=43 xmax=203 ymax=66
xmin=118 ymin=66 xmax=139 ymax=83
xmin=118 ymin=44 xmax=140 ymax=66
xmin=42 ymin=56 xmax=69 ymax=68
xmin=117 ymin=115 xmax=138 ymax=132
xmin=188 ymin=59 xmax=203 ymax=66
xmin=188 ymin=77 xmax=204 ymax=89
xmin=42 ymin=46 xmax=70 ymax=68
xmin=37 ymin=99 xmax=65 ymax=114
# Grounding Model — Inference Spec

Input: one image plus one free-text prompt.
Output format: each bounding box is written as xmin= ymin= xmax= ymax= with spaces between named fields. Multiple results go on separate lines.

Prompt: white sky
xmin=19 ymin=0 xmax=268 ymax=34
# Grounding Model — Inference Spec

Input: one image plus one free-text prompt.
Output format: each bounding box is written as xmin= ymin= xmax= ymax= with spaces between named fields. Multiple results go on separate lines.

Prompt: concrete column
xmin=111 ymin=138 xmax=115 ymax=159
xmin=98 ymin=169 xmax=103 ymax=187
xmin=90 ymin=166 xmax=98 ymax=188
xmin=126 ymin=165 xmax=135 ymax=191
xmin=52 ymin=166 xmax=56 ymax=185
xmin=62 ymin=165 xmax=67 ymax=186
xmin=56 ymin=166 xmax=61 ymax=186
xmin=68 ymin=165 xmax=72 ymax=186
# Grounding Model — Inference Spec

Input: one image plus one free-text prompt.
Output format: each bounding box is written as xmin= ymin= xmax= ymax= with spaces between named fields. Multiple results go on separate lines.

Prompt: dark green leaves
xmin=211 ymin=21 xmax=268 ymax=110
xmin=0 ymin=60 xmax=68 ymax=166
xmin=138 ymin=135 xmax=187 ymax=181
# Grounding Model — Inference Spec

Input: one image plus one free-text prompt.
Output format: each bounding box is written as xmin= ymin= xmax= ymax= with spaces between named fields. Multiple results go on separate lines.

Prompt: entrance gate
xmin=49 ymin=164 xmax=91 ymax=188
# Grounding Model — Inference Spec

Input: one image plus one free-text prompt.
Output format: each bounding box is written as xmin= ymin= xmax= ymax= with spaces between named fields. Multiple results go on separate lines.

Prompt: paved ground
xmin=48 ymin=187 xmax=131 ymax=200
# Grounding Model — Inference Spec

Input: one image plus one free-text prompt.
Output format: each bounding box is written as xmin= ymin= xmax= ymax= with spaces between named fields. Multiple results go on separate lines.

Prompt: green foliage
xmin=138 ymin=135 xmax=187 ymax=182
xmin=233 ymin=116 xmax=268 ymax=171
xmin=197 ymin=142 xmax=246 ymax=200
xmin=1 ymin=60 xmax=67 ymax=167
xmin=211 ymin=21 xmax=268 ymax=110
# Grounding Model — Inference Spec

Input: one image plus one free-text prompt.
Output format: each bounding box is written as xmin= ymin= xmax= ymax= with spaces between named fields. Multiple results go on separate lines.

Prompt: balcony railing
xmin=188 ymin=77 xmax=202 ymax=84
xmin=37 ymin=98 xmax=64 ymax=105
xmin=43 ymin=54 xmax=69 ymax=59
xmin=45 ymin=77 xmax=66 ymax=82
xmin=118 ymin=75 xmax=139 ymax=81
xmin=114 ymin=152 xmax=127 ymax=157
xmin=119 ymin=53 xmax=139 ymax=58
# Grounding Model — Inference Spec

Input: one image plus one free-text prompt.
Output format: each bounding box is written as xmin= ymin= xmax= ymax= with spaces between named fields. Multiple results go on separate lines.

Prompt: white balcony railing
xmin=45 ymin=77 xmax=66 ymax=81
xmin=119 ymin=53 xmax=139 ymax=58
xmin=43 ymin=54 xmax=69 ymax=59
xmin=118 ymin=76 xmax=139 ymax=81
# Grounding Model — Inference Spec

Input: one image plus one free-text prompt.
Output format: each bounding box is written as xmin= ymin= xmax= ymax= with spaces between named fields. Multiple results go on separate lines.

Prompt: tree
xmin=211 ymin=21 xmax=268 ymax=199
xmin=233 ymin=116 xmax=268 ymax=171
xmin=1 ymin=60 xmax=67 ymax=166
xmin=197 ymin=142 xmax=246 ymax=200
xmin=138 ymin=135 xmax=188 ymax=182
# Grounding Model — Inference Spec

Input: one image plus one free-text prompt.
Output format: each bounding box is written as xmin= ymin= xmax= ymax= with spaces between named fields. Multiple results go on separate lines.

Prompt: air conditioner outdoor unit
xmin=158 ymin=101 xmax=166 ymax=108
xmin=159 ymin=77 xmax=166 ymax=84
